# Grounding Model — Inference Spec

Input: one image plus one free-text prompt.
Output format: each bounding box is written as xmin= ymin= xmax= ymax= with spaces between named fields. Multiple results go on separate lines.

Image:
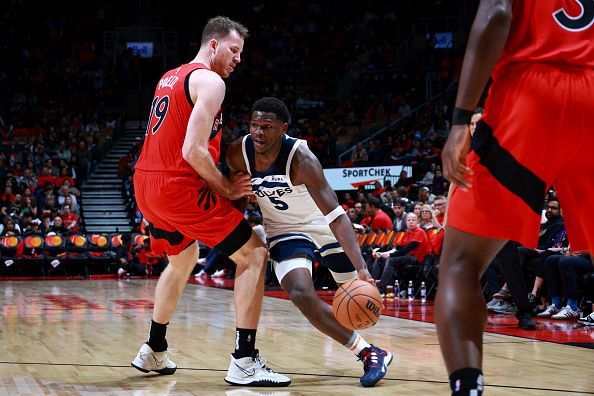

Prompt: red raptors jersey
xmin=494 ymin=0 xmax=594 ymax=76
xmin=134 ymin=63 xmax=223 ymax=175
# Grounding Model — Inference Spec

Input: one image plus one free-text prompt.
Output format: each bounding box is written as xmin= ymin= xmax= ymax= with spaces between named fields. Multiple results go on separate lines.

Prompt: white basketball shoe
xmin=131 ymin=343 xmax=176 ymax=375
xmin=225 ymin=350 xmax=291 ymax=387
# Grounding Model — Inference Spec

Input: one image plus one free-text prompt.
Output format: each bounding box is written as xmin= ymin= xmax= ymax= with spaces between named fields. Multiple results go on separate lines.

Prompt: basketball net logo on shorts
xmin=197 ymin=187 xmax=217 ymax=210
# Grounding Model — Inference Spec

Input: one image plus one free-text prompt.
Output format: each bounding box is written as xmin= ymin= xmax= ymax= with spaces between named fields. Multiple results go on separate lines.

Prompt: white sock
xmin=345 ymin=332 xmax=371 ymax=356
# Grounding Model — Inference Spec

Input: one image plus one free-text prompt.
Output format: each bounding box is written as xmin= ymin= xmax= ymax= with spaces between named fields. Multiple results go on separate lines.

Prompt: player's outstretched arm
xmin=442 ymin=0 xmax=513 ymax=189
xmin=291 ymin=146 xmax=373 ymax=283
xmin=182 ymin=71 xmax=251 ymax=200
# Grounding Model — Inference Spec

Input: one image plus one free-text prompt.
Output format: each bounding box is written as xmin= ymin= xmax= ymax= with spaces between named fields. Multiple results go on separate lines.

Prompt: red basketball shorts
xmin=134 ymin=170 xmax=245 ymax=256
xmin=448 ymin=62 xmax=594 ymax=252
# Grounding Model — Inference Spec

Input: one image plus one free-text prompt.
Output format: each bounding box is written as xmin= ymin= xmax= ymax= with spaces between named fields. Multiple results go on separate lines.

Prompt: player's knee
xmin=287 ymin=282 xmax=316 ymax=307
xmin=167 ymin=242 xmax=198 ymax=272
xmin=233 ymin=238 xmax=267 ymax=269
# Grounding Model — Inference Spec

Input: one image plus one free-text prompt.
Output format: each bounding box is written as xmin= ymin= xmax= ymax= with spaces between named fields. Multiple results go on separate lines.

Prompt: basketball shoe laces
xmin=253 ymin=351 xmax=274 ymax=374
xmin=358 ymin=346 xmax=383 ymax=371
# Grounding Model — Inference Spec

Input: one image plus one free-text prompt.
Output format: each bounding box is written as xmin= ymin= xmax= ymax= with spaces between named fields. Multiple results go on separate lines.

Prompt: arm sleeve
xmin=389 ymin=241 xmax=420 ymax=257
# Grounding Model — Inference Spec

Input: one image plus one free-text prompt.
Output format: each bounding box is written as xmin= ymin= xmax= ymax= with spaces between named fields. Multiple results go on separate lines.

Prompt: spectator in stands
xmin=61 ymin=204 xmax=79 ymax=233
xmin=363 ymin=197 xmax=392 ymax=231
xmin=342 ymin=192 xmax=355 ymax=208
xmin=486 ymin=241 xmax=538 ymax=330
xmin=21 ymin=215 xmax=40 ymax=235
xmin=25 ymin=161 xmax=36 ymax=177
xmin=469 ymin=107 xmax=484 ymax=136
xmin=517 ymin=198 xmax=566 ymax=306
xmin=40 ymin=217 xmax=51 ymax=234
xmin=7 ymin=193 xmax=24 ymax=218
xmin=57 ymin=185 xmax=77 ymax=207
xmin=63 ymin=195 xmax=79 ymax=215
xmin=538 ymin=250 xmax=593 ymax=319
xmin=351 ymin=142 xmax=368 ymax=166
xmin=50 ymin=216 xmax=67 ymax=235
xmin=418 ymin=140 xmax=439 ymax=168
xmin=395 ymin=170 xmax=413 ymax=190
xmin=411 ymin=202 xmax=423 ymax=218
xmin=243 ymin=201 xmax=262 ymax=218
xmin=353 ymin=202 xmax=366 ymax=224
xmin=39 ymin=195 xmax=57 ymax=219
xmin=0 ymin=217 xmax=21 ymax=236
xmin=432 ymin=196 xmax=447 ymax=226
xmin=371 ymin=213 xmax=429 ymax=296
xmin=391 ymin=199 xmax=408 ymax=232
xmin=347 ymin=207 xmax=358 ymax=224
xmin=419 ymin=204 xmax=440 ymax=231
xmin=45 ymin=159 xmax=59 ymax=177
xmin=18 ymin=169 xmax=37 ymax=190
xmin=1 ymin=186 xmax=15 ymax=206
xmin=21 ymin=196 xmax=37 ymax=219
xmin=56 ymin=141 xmax=72 ymax=162
xmin=431 ymin=169 xmax=448 ymax=196
xmin=417 ymin=186 xmax=433 ymax=205
xmin=136 ymin=238 xmax=168 ymax=276
xmin=69 ymin=154 xmax=85 ymax=182
xmin=63 ymin=180 xmax=81 ymax=198
xmin=419 ymin=162 xmax=437 ymax=187
xmin=116 ymin=234 xmax=148 ymax=278
xmin=356 ymin=191 xmax=366 ymax=204
xmin=37 ymin=167 xmax=55 ymax=189
xmin=33 ymin=145 xmax=50 ymax=169
xmin=56 ymin=167 xmax=75 ymax=187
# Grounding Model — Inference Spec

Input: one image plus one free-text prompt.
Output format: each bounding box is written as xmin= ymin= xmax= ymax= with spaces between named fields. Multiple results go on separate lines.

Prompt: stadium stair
xmin=81 ymin=130 xmax=144 ymax=234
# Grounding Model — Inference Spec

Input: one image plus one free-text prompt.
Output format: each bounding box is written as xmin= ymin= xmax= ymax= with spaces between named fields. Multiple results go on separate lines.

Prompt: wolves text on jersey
xmin=254 ymin=187 xmax=292 ymax=198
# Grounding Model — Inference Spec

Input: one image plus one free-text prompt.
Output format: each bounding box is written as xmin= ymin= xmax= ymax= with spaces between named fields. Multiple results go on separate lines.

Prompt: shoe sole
xmin=224 ymin=377 xmax=291 ymax=387
xmin=360 ymin=352 xmax=393 ymax=388
xmin=131 ymin=362 xmax=176 ymax=375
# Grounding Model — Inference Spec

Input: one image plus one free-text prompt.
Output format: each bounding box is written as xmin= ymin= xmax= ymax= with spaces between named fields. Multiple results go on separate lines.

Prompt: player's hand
xmin=442 ymin=124 xmax=473 ymax=191
xmin=228 ymin=172 xmax=253 ymax=201
xmin=356 ymin=268 xmax=374 ymax=284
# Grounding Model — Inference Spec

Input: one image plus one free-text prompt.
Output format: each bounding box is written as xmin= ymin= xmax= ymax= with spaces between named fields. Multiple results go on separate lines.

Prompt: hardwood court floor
xmin=0 ymin=279 xmax=593 ymax=395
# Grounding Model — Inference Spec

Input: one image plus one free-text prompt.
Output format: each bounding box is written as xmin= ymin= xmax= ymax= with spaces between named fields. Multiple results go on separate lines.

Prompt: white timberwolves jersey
xmin=242 ymin=135 xmax=323 ymax=227
xmin=241 ymin=135 xmax=345 ymax=255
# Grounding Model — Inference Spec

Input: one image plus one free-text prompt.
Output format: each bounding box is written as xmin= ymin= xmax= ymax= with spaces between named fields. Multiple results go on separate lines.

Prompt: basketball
xmin=332 ymin=280 xmax=383 ymax=330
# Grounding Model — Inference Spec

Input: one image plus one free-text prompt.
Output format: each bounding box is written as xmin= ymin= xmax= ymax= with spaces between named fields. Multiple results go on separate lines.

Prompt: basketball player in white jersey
xmin=226 ymin=97 xmax=393 ymax=387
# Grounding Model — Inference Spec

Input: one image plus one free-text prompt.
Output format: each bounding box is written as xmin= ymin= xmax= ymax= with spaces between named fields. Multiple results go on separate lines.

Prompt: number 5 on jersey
xmin=269 ymin=196 xmax=289 ymax=210
xmin=146 ymin=95 xmax=170 ymax=135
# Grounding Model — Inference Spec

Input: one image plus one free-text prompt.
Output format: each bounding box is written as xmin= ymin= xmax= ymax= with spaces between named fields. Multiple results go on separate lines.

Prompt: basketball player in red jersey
xmin=438 ymin=1 xmax=594 ymax=394
xmin=130 ymin=16 xmax=290 ymax=387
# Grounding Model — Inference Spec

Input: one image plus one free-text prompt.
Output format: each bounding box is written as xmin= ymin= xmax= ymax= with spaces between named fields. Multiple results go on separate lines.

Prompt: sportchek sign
xmin=322 ymin=165 xmax=412 ymax=190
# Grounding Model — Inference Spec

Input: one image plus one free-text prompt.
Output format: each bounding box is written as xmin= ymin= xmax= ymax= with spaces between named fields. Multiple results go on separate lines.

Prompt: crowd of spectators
xmin=0 ymin=1 xmax=128 ymax=242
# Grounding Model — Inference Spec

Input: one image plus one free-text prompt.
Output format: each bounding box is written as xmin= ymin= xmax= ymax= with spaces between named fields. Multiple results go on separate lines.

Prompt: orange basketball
xmin=332 ymin=280 xmax=383 ymax=330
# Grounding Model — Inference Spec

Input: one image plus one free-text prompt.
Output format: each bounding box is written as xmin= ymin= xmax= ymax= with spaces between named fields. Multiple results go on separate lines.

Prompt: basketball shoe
xmin=358 ymin=345 xmax=393 ymax=387
xmin=131 ymin=343 xmax=176 ymax=375
xmin=578 ymin=312 xmax=594 ymax=326
xmin=225 ymin=349 xmax=291 ymax=387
